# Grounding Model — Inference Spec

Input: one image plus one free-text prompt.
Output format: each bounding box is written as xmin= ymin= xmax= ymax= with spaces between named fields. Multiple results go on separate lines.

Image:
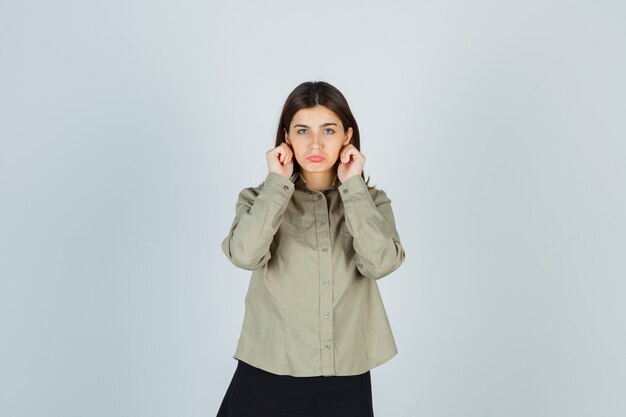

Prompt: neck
xmin=301 ymin=169 xmax=337 ymax=192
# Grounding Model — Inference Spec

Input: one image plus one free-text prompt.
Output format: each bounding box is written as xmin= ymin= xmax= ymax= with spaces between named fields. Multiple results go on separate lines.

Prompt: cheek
xmin=294 ymin=146 xmax=305 ymax=157
xmin=293 ymin=146 xmax=307 ymax=162
xmin=329 ymin=152 xmax=340 ymax=162
xmin=330 ymin=145 xmax=343 ymax=158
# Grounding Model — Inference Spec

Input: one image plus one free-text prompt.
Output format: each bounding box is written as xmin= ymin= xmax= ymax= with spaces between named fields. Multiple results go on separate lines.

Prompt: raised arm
xmin=339 ymin=175 xmax=406 ymax=280
xmin=221 ymin=172 xmax=295 ymax=270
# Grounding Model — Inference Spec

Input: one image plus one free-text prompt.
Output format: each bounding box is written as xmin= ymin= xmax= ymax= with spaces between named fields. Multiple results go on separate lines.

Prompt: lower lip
xmin=307 ymin=157 xmax=324 ymax=162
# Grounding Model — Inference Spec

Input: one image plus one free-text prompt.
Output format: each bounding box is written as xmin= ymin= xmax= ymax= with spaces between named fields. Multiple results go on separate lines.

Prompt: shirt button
xmin=317 ymin=195 xmax=323 ymax=200
xmin=283 ymin=185 xmax=289 ymax=190
xmin=324 ymin=344 xmax=330 ymax=349
xmin=343 ymin=188 xmax=348 ymax=193
xmin=357 ymin=262 xmax=363 ymax=267
xmin=321 ymin=221 xmax=326 ymax=225
xmin=324 ymin=312 xmax=330 ymax=318
xmin=323 ymin=280 xmax=329 ymax=285
xmin=322 ymin=248 xmax=328 ymax=253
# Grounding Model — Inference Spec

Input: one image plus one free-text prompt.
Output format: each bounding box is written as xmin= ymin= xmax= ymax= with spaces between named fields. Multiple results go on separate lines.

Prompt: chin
xmin=305 ymin=164 xmax=330 ymax=171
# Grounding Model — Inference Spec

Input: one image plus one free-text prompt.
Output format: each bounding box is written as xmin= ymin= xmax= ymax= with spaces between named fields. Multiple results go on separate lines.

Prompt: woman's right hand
xmin=266 ymin=142 xmax=294 ymax=178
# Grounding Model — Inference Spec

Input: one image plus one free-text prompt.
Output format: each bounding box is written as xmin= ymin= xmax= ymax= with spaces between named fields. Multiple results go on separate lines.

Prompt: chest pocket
xmin=275 ymin=212 xmax=315 ymax=267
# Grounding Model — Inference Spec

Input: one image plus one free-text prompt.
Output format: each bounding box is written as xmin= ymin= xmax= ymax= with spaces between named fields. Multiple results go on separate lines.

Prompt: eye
xmin=324 ymin=128 xmax=335 ymax=134
xmin=297 ymin=129 xmax=308 ymax=134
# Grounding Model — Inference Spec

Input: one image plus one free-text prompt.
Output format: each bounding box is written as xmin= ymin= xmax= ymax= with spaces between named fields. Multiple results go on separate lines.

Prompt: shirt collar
xmin=290 ymin=171 xmax=342 ymax=192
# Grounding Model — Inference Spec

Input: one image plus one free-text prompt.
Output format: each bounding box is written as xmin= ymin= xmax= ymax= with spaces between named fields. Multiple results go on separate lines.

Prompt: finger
xmin=284 ymin=143 xmax=291 ymax=163
xmin=279 ymin=145 xmax=285 ymax=163
xmin=286 ymin=144 xmax=292 ymax=163
xmin=342 ymin=148 xmax=352 ymax=164
xmin=342 ymin=145 xmax=354 ymax=163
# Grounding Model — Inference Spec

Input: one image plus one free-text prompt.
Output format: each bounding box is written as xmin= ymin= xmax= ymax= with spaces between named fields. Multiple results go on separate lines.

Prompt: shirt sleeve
xmin=221 ymin=171 xmax=295 ymax=270
xmin=339 ymin=174 xmax=406 ymax=280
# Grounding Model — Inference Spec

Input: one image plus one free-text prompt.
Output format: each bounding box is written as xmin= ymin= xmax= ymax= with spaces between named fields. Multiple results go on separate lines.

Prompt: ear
xmin=343 ymin=127 xmax=353 ymax=145
xmin=284 ymin=128 xmax=290 ymax=145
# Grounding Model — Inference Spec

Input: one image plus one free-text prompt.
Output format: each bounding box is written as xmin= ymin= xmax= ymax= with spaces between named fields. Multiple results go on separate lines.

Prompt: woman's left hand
xmin=337 ymin=144 xmax=365 ymax=183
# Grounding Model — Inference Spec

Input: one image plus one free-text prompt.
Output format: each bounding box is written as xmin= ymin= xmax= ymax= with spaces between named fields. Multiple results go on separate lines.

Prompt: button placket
xmin=314 ymin=191 xmax=335 ymax=375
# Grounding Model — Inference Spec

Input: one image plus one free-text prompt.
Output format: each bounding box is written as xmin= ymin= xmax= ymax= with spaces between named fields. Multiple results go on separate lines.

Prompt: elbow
xmin=221 ymin=236 xmax=270 ymax=270
xmin=358 ymin=240 xmax=406 ymax=280
xmin=232 ymin=253 xmax=270 ymax=271
xmin=232 ymin=259 xmax=266 ymax=271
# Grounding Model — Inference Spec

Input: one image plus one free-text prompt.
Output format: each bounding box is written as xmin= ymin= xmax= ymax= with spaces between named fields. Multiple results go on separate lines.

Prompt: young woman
xmin=217 ymin=81 xmax=406 ymax=417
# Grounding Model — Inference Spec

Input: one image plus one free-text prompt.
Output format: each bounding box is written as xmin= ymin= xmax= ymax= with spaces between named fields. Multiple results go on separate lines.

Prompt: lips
xmin=307 ymin=155 xmax=324 ymax=162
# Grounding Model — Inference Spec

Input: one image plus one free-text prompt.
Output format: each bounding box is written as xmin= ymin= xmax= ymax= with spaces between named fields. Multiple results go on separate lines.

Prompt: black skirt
xmin=217 ymin=359 xmax=375 ymax=417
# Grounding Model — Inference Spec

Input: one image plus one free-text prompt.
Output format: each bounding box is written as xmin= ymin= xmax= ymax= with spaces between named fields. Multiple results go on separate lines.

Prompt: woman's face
xmin=284 ymin=105 xmax=352 ymax=174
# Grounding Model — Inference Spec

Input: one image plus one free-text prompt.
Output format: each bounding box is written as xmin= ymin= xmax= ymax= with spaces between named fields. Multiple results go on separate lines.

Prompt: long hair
xmin=264 ymin=81 xmax=374 ymax=190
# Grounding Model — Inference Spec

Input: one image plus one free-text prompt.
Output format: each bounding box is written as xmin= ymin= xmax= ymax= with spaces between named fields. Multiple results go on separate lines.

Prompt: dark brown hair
xmin=263 ymin=80 xmax=374 ymax=190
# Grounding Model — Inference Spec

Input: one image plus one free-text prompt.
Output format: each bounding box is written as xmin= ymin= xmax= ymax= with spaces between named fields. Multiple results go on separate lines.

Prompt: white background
xmin=1 ymin=1 xmax=625 ymax=416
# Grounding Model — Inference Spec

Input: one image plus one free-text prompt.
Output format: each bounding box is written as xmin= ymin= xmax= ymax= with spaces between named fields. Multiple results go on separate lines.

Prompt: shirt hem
xmin=232 ymin=350 xmax=398 ymax=377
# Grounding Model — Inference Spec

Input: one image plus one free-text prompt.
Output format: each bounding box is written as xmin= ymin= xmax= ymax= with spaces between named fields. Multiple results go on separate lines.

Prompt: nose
xmin=310 ymin=132 xmax=321 ymax=148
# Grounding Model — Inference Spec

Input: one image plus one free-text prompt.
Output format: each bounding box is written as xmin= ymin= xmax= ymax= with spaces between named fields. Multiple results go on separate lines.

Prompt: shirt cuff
xmin=264 ymin=171 xmax=296 ymax=194
xmin=338 ymin=174 xmax=369 ymax=198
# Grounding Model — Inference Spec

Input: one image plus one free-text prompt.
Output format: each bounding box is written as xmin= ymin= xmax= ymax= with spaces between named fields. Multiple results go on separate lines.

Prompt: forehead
xmin=291 ymin=105 xmax=341 ymax=125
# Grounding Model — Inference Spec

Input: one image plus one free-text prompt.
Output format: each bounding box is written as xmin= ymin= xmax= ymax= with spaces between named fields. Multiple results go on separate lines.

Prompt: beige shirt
xmin=221 ymin=170 xmax=406 ymax=376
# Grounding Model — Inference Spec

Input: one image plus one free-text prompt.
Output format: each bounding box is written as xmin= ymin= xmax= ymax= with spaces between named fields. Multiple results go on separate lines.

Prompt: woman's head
xmin=275 ymin=81 xmax=372 ymax=188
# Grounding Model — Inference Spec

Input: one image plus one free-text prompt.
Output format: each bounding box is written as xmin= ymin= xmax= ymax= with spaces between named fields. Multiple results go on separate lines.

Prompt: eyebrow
xmin=293 ymin=123 xmax=338 ymax=128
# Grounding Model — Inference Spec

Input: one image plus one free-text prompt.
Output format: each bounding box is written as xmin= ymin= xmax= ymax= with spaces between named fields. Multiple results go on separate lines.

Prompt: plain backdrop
xmin=1 ymin=1 xmax=625 ymax=416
